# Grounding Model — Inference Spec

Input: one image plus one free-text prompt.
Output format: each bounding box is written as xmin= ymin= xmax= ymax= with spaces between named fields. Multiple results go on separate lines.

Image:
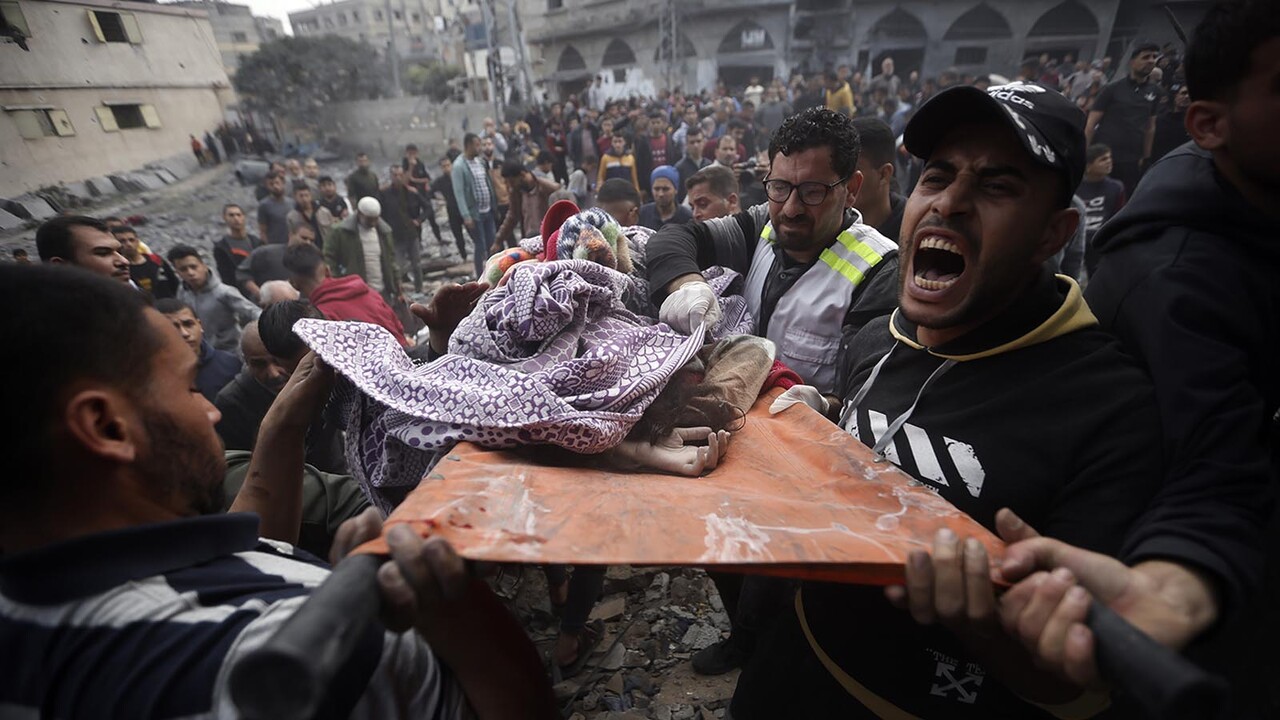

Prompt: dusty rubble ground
xmin=496 ymin=565 xmax=738 ymax=720
xmin=3 ymin=164 xmax=745 ymax=719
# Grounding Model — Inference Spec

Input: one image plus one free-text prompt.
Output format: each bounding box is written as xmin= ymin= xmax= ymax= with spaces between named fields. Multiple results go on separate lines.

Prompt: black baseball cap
xmin=903 ymin=82 xmax=1086 ymax=202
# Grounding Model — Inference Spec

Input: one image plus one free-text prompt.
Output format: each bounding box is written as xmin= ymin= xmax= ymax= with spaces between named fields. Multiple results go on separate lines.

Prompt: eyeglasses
xmin=763 ymin=175 xmax=851 ymax=206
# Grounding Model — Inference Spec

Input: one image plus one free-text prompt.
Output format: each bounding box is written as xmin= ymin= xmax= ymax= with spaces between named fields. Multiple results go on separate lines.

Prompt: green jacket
xmin=323 ymin=214 xmax=400 ymax=295
xmin=221 ymin=450 xmax=371 ymax=560
xmin=345 ymin=168 xmax=381 ymax=205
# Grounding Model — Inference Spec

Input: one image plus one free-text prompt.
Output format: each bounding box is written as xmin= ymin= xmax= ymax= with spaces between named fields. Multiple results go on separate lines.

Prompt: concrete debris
xmin=85 ymin=176 xmax=119 ymax=196
xmin=590 ymin=594 xmax=627 ymax=622
xmin=0 ymin=209 xmax=24 ymax=231
xmin=679 ymin=623 xmax=721 ymax=652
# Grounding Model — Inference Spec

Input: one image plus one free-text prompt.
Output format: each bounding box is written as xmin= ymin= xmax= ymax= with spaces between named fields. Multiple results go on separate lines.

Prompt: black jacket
xmin=1086 ymin=142 xmax=1280 ymax=617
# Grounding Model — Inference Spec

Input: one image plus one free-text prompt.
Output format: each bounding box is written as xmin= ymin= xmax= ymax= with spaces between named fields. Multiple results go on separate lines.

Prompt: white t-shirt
xmin=360 ymin=223 xmax=384 ymax=292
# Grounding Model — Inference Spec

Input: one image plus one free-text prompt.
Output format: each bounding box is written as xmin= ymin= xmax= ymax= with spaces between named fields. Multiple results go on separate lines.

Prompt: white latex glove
xmin=659 ymin=281 xmax=722 ymax=335
xmin=768 ymin=385 xmax=830 ymax=416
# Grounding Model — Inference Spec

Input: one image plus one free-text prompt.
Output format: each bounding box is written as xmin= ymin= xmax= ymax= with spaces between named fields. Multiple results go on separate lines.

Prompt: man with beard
xmin=734 ymin=81 xmax=1164 ymax=719
xmin=1086 ymin=43 xmax=1164 ymax=193
xmin=992 ymin=4 xmax=1280 ymax=716
xmin=0 ymin=266 xmax=556 ymax=719
xmin=647 ymin=109 xmax=899 ymax=677
xmin=35 ymin=215 xmax=132 ymax=287
xmin=638 ymin=166 xmax=692 ymax=230
xmin=113 ymin=225 xmax=178 ymax=299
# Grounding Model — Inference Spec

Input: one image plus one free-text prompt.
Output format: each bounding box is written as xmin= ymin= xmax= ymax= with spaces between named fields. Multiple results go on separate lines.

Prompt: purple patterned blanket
xmin=295 ymin=259 xmax=749 ymax=513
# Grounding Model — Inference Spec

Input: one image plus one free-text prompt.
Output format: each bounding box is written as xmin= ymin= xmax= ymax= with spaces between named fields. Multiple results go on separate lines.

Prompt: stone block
xmin=63 ymin=181 xmax=92 ymax=200
xmin=14 ymin=194 xmax=57 ymax=220
xmin=0 ymin=208 xmax=23 ymax=230
xmin=85 ymin=176 xmax=119 ymax=196
xmin=126 ymin=172 xmax=166 ymax=191
xmin=154 ymin=169 xmax=180 ymax=184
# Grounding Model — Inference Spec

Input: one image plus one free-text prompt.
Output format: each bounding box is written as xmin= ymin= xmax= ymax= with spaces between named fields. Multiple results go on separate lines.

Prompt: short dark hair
xmin=154 ymin=297 xmax=194 ymax=315
xmin=259 ymin=299 xmax=323 ymax=361
xmin=282 ymin=242 xmax=325 ymax=277
xmin=727 ymin=118 xmax=746 ymax=132
xmin=222 ymin=203 xmax=243 ymax=214
xmin=1131 ymin=41 xmax=1160 ymax=59
xmin=851 ymin=118 xmax=895 ymax=168
xmin=535 ymin=150 xmax=554 ymax=165
xmin=1087 ymin=143 xmax=1112 ymax=163
xmin=166 ymin=244 xmax=202 ymax=264
xmin=292 ymin=182 xmax=311 ymax=194
xmin=825 ymin=70 xmax=839 ymax=82
xmin=1185 ymin=0 xmax=1280 ymax=101
xmin=768 ymin=107 xmax=861 ymax=179
xmin=686 ymin=164 xmax=739 ymax=198
xmin=35 ymin=215 xmax=109 ymax=262
xmin=596 ymin=178 xmax=642 ymax=207
xmin=463 ymin=132 xmax=479 ymax=146
xmin=318 ymin=175 xmax=335 ymax=185
xmin=356 ymin=152 xmax=368 ymax=158
xmin=12 ymin=249 xmax=27 ymax=259
xmin=0 ymin=265 xmax=163 ymax=499
xmin=406 ymin=143 xmax=418 ymax=151
xmin=109 ymin=225 xmax=138 ymax=238
xmin=500 ymin=160 xmax=528 ymax=178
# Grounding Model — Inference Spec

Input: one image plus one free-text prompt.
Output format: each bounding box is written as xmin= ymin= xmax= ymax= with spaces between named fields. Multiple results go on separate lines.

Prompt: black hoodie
xmin=1086 ymin=143 xmax=1280 ymax=617
xmin=732 ymin=272 xmax=1164 ymax=719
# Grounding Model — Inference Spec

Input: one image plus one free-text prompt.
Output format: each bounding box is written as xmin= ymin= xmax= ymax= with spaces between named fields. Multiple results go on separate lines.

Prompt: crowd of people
xmin=2 ymin=1 xmax=1277 ymax=718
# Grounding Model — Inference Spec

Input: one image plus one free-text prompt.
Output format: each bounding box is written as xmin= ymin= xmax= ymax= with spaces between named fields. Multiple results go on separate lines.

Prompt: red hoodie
xmin=310 ymin=275 xmax=410 ymax=347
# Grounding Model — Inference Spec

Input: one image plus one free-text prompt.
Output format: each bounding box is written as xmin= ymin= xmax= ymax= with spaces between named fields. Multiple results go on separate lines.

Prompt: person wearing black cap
xmin=1085 ymin=42 xmax=1164 ymax=194
xmin=733 ymin=81 xmax=1165 ymax=719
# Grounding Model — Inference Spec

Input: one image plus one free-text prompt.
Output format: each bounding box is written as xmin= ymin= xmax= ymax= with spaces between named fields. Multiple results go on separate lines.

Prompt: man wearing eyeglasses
xmin=646 ymin=107 xmax=900 ymax=396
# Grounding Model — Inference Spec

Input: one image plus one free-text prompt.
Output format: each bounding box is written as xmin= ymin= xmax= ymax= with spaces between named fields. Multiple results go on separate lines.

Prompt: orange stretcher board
xmin=356 ymin=390 xmax=1004 ymax=585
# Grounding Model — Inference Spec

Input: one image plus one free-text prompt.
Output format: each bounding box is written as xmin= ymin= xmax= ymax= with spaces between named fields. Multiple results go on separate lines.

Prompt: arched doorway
xmin=865 ymin=8 xmax=927 ymax=79
xmin=944 ymin=3 xmax=1013 ymax=71
xmin=554 ymin=45 xmax=590 ymax=101
xmin=717 ymin=20 xmax=776 ymax=89
xmin=602 ymin=38 xmax=636 ymax=83
xmin=1025 ymin=0 xmax=1101 ymax=64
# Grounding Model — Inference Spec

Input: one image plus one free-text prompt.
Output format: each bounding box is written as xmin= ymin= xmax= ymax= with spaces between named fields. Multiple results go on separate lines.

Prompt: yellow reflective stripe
xmin=835 ymin=229 xmax=887 ymax=266
xmin=820 ymin=248 xmax=865 ymax=285
xmin=761 ymin=223 xmax=774 ymax=243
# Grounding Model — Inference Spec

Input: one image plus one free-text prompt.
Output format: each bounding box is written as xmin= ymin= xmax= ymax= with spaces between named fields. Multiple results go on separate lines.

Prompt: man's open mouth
xmin=912 ymin=236 xmax=966 ymax=291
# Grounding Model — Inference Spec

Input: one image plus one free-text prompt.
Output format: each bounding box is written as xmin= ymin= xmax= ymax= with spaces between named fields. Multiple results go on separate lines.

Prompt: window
xmin=231 ymin=31 xmax=249 ymax=42
xmin=352 ymin=11 xmax=359 ymax=22
xmin=412 ymin=12 xmax=421 ymax=23
xmin=88 ymin=10 xmax=142 ymax=44
xmin=954 ymin=46 xmax=988 ymax=65
xmin=375 ymin=10 xmax=383 ymax=21
xmin=338 ymin=12 xmax=348 ymax=26
xmin=548 ymin=0 xmax=563 ymax=9
xmin=8 ymin=108 xmax=75 ymax=139
xmin=0 ymin=2 xmax=30 ymax=44
xmin=393 ymin=10 xmax=403 ymax=20
xmin=323 ymin=16 xmax=334 ymax=28
xmin=95 ymin=103 xmax=161 ymax=132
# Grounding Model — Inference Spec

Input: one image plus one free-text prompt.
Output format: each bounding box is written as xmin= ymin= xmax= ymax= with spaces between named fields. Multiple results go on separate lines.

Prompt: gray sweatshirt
xmin=178 ymin=270 xmax=261 ymax=354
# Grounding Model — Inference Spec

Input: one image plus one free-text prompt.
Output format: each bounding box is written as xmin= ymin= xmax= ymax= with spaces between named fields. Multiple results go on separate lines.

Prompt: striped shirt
xmin=0 ymin=514 xmax=468 ymax=719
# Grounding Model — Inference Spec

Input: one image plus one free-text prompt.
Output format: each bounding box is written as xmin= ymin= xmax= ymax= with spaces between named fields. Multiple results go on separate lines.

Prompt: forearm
xmin=1129 ymin=560 xmax=1220 ymax=647
xmin=421 ymin=578 xmax=556 ymax=720
xmin=229 ymin=414 xmax=307 ymax=543
xmin=1143 ymin=120 xmax=1156 ymax=160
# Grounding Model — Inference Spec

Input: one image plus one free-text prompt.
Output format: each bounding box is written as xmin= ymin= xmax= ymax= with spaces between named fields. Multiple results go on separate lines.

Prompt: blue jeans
xmin=469 ymin=210 xmax=496 ymax=279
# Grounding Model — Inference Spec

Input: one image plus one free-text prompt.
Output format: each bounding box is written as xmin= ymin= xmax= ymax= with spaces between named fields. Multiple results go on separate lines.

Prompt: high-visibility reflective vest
xmin=744 ymin=216 xmax=897 ymax=393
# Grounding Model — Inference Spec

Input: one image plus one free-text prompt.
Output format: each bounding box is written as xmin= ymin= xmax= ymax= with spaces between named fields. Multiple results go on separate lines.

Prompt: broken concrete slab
xmin=63 ymin=181 xmax=92 ymax=201
xmin=13 ymin=194 xmax=57 ymax=220
xmin=0 ymin=208 xmax=25 ymax=230
xmin=590 ymin=594 xmax=627 ymax=622
xmin=154 ymin=168 xmax=179 ymax=184
xmin=85 ymin=176 xmax=118 ymax=196
xmin=126 ymin=172 xmax=166 ymax=191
